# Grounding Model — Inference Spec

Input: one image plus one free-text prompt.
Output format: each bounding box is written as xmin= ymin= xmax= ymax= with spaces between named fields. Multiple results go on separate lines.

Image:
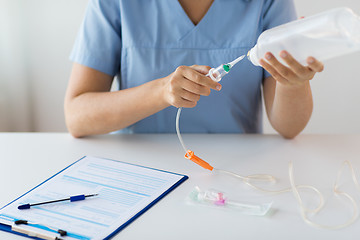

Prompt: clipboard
xmin=0 ymin=156 xmax=188 ymax=240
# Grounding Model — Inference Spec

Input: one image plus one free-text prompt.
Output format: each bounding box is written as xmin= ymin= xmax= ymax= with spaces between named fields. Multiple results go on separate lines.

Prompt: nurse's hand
xmin=259 ymin=50 xmax=324 ymax=86
xmin=161 ymin=65 xmax=222 ymax=108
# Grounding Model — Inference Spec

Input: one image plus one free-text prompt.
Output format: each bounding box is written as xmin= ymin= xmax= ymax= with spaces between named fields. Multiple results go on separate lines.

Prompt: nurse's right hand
xmin=161 ymin=65 xmax=222 ymax=108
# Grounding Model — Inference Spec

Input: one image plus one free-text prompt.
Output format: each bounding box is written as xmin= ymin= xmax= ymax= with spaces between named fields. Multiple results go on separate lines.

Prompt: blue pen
xmin=18 ymin=194 xmax=98 ymax=210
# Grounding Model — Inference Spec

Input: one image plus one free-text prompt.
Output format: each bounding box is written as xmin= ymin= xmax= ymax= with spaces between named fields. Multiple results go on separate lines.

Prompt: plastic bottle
xmin=247 ymin=7 xmax=360 ymax=66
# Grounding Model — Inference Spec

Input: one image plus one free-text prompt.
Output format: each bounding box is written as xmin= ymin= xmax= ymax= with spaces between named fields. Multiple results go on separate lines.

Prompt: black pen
xmin=18 ymin=194 xmax=98 ymax=210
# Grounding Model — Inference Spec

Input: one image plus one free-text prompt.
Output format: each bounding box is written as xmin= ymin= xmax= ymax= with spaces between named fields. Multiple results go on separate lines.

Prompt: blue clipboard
xmin=0 ymin=156 xmax=188 ymax=240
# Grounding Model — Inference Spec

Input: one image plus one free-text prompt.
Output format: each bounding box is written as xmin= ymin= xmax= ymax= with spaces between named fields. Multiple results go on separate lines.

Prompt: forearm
xmin=260 ymin=51 xmax=323 ymax=139
xmin=65 ymin=63 xmax=219 ymax=137
xmin=267 ymin=80 xmax=313 ymax=139
xmin=65 ymin=78 xmax=169 ymax=137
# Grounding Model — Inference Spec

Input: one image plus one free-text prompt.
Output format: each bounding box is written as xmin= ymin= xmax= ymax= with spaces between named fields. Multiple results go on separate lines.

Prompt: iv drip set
xmin=176 ymin=7 xmax=360 ymax=229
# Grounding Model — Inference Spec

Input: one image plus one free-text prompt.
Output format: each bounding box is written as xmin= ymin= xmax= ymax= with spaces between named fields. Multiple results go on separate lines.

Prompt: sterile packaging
xmin=248 ymin=7 xmax=360 ymax=66
xmin=187 ymin=186 xmax=272 ymax=216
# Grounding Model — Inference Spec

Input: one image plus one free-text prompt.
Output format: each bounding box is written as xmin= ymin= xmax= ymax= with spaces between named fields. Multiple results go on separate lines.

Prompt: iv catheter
xmin=188 ymin=186 xmax=273 ymax=216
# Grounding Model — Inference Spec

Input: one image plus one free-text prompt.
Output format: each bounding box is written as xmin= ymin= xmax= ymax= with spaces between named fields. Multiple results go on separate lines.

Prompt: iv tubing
xmin=289 ymin=161 xmax=360 ymax=229
xmin=176 ymin=107 xmax=187 ymax=153
xmin=176 ymin=106 xmax=360 ymax=229
xmin=174 ymin=55 xmax=360 ymax=229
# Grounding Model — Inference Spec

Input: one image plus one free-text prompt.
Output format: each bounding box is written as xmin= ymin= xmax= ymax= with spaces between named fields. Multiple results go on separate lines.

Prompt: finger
xmin=307 ymin=57 xmax=324 ymax=72
xmin=181 ymin=99 xmax=197 ymax=108
xmin=168 ymin=91 xmax=197 ymax=108
xmin=180 ymin=89 xmax=201 ymax=102
xmin=176 ymin=66 xmax=221 ymax=91
xmin=259 ymin=59 xmax=288 ymax=85
xmin=190 ymin=65 xmax=212 ymax=75
xmin=264 ymin=52 xmax=297 ymax=80
xmin=279 ymin=50 xmax=311 ymax=78
xmin=181 ymin=78 xmax=211 ymax=96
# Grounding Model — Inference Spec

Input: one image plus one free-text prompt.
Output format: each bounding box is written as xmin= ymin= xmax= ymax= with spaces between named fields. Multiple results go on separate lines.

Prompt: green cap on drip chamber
xmin=223 ymin=64 xmax=231 ymax=72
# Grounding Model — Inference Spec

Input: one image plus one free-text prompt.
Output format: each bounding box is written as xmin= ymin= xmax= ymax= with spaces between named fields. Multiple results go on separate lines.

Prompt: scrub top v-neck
xmin=70 ymin=0 xmax=297 ymax=133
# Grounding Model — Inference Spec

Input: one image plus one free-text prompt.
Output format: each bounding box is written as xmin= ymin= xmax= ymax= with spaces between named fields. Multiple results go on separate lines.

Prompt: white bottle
xmin=247 ymin=7 xmax=360 ymax=66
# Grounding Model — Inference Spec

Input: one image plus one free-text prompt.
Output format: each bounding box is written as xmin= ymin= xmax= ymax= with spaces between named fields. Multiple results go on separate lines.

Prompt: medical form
xmin=0 ymin=156 xmax=188 ymax=240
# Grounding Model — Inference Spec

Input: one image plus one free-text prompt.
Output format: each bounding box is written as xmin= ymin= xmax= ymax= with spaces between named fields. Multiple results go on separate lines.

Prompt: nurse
xmin=65 ymin=0 xmax=324 ymax=138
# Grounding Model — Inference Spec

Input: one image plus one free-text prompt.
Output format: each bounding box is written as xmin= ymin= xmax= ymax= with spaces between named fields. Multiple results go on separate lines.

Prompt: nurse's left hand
xmin=259 ymin=50 xmax=324 ymax=86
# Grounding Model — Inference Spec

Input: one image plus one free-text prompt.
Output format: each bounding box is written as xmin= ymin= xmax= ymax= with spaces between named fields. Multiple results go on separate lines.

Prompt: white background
xmin=1 ymin=0 xmax=360 ymax=133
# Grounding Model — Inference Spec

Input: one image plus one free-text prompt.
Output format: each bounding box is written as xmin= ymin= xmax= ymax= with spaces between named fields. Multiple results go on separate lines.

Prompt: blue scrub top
xmin=70 ymin=0 xmax=297 ymax=133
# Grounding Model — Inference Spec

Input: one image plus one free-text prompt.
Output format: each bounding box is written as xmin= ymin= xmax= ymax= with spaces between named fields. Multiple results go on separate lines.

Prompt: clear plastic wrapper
xmin=187 ymin=186 xmax=272 ymax=216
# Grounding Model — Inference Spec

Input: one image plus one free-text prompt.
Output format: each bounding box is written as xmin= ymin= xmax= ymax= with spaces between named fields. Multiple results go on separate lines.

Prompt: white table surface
xmin=0 ymin=133 xmax=360 ymax=239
